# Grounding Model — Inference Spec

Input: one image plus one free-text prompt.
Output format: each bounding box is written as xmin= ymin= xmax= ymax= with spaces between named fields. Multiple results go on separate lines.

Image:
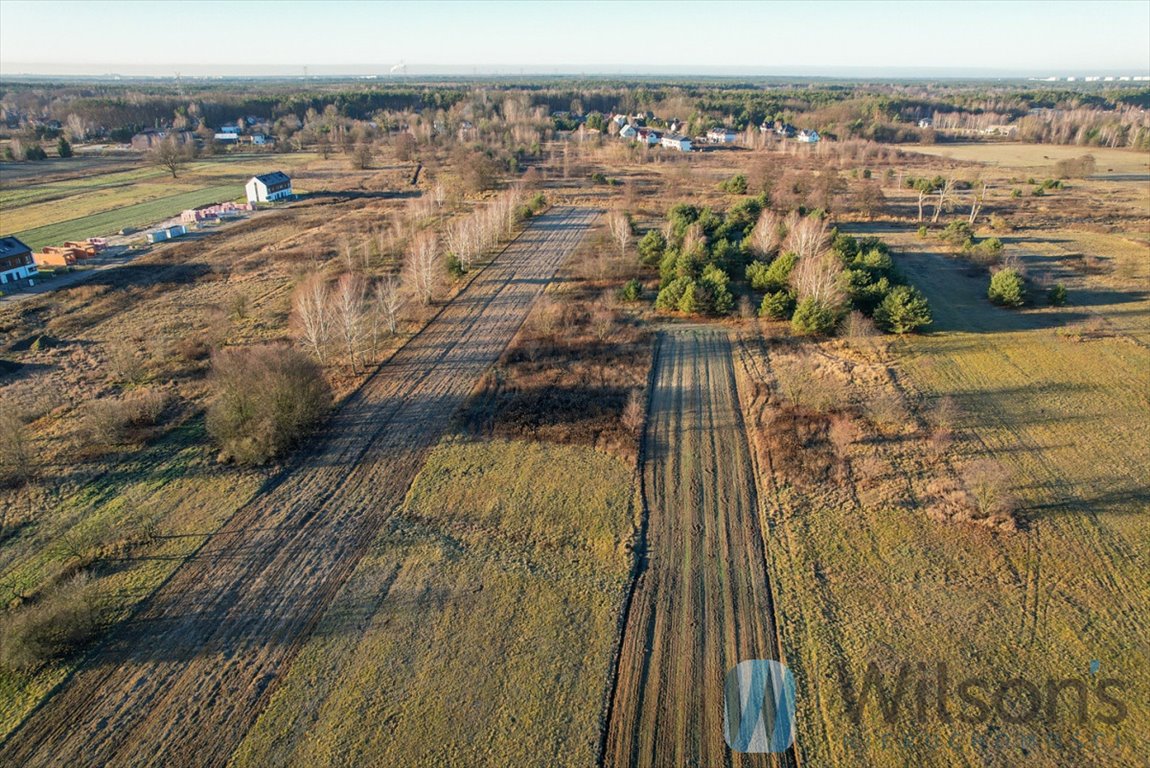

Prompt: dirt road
xmin=0 ymin=207 xmax=598 ymax=767
xmin=603 ymin=328 xmax=794 ymax=768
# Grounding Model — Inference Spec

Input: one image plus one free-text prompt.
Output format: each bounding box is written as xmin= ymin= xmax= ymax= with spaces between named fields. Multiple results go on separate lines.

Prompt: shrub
xmin=206 ymin=345 xmax=332 ymax=465
xmin=940 ymin=221 xmax=975 ymax=249
xmin=82 ymin=389 xmax=170 ymax=449
xmin=917 ymin=225 xmax=929 ymax=239
xmin=968 ymin=237 xmax=1004 ymax=266
xmin=1048 ymin=283 xmax=1068 ymax=306
xmin=791 ymin=297 xmax=840 ymax=335
xmin=617 ymin=278 xmax=643 ymax=302
xmin=988 ymin=268 xmax=1026 ymax=307
xmin=446 ymin=254 xmax=465 ymax=279
xmin=720 ymin=174 xmax=748 ymax=194
xmin=0 ymin=407 xmax=34 ymax=487
xmin=760 ymin=290 xmax=796 ymax=320
xmin=874 ymin=285 xmax=932 ymax=333
xmin=0 ymin=572 xmax=99 ymax=672
xmin=637 ymin=229 xmax=666 ymax=267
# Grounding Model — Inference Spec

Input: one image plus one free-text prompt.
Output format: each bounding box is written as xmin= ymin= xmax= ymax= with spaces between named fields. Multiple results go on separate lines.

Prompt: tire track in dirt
xmin=603 ymin=328 xmax=795 ymax=768
xmin=0 ymin=207 xmax=598 ymax=768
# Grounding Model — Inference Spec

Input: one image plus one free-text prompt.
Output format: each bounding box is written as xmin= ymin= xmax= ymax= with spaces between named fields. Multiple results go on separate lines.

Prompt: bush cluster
xmin=206 ymin=345 xmax=332 ymax=465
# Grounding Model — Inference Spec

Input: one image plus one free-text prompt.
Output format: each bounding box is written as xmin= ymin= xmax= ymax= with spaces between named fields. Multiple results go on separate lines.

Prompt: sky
xmin=1 ymin=0 xmax=1148 ymax=78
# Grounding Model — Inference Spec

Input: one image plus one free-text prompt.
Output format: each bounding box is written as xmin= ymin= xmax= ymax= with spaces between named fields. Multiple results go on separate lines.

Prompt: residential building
xmin=245 ymin=171 xmax=294 ymax=204
xmin=636 ymin=128 xmax=661 ymax=146
xmin=797 ymin=129 xmax=821 ymax=143
xmin=918 ymin=118 xmax=933 ymax=129
xmin=707 ymin=127 xmax=738 ymax=144
xmin=0 ymin=236 xmax=37 ymax=284
xmin=619 ymin=123 xmax=638 ymax=139
xmin=661 ymin=135 xmax=692 ymax=152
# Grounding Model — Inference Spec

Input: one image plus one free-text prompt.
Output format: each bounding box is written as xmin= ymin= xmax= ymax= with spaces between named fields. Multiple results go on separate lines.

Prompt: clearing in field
xmin=230 ymin=438 xmax=635 ymax=768
xmin=604 ymin=328 xmax=792 ymax=768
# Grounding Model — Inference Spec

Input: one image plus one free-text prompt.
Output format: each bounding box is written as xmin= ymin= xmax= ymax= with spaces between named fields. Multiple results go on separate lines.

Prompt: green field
xmin=0 ymin=423 xmax=265 ymax=736
xmin=230 ymin=438 xmax=636 ymax=768
xmin=0 ymin=154 xmax=316 ymax=249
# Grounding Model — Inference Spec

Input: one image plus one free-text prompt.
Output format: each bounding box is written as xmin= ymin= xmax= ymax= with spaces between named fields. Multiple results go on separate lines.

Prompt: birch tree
xmin=333 ymin=272 xmax=368 ymax=370
xmin=406 ymin=232 xmax=440 ymax=305
xmin=608 ymin=211 xmax=632 ymax=260
xmin=293 ymin=273 xmax=332 ymax=364
xmin=751 ymin=209 xmax=782 ymax=257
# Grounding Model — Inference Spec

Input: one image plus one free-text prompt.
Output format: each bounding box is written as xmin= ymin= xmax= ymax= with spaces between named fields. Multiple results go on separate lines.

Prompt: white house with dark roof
xmin=245 ymin=172 xmax=293 ymax=204
xmin=707 ymin=127 xmax=738 ymax=144
xmin=661 ymin=135 xmax=692 ymax=152
xmin=0 ymin=236 xmax=38 ymax=285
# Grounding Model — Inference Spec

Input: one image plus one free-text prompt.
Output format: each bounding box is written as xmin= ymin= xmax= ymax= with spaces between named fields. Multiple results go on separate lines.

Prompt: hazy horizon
xmin=2 ymin=0 xmax=1149 ymax=80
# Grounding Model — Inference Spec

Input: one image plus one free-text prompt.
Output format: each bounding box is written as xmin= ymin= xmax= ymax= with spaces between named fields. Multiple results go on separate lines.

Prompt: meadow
xmin=1 ymin=153 xmax=317 ymax=249
xmin=230 ymin=438 xmax=637 ymax=768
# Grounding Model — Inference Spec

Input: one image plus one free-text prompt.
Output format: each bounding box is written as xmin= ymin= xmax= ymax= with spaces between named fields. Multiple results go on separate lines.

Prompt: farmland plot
xmin=603 ymin=328 xmax=793 ymax=768
xmin=0 ymin=207 xmax=598 ymax=768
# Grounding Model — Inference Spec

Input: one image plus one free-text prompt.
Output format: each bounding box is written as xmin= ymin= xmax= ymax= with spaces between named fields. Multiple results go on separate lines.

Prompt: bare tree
xmin=608 ymin=210 xmax=632 ymax=260
xmin=292 ymin=273 xmax=332 ymax=364
xmin=785 ymin=213 xmax=830 ymax=262
xmin=150 ymin=137 xmax=190 ymax=179
xmin=791 ymin=249 xmax=845 ymax=307
xmin=751 ymin=209 xmax=782 ymax=257
xmin=333 ymin=273 xmax=368 ymax=370
xmin=376 ymin=274 xmax=404 ymax=337
xmin=622 ymin=389 xmax=645 ymax=435
xmin=351 ymin=142 xmax=375 ymax=170
xmin=406 ymin=232 xmax=440 ymax=305
xmin=968 ymin=180 xmax=990 ymax=225
xmin=931 ymin=177 xmax=958 ymax=224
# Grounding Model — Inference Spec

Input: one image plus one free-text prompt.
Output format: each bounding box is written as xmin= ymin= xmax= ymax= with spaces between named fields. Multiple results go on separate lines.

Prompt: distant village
xmin=552 ymin=110 xmax=824 ymax=151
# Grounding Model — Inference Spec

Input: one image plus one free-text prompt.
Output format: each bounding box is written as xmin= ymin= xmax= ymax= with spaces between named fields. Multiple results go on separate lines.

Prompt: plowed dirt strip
xmin=603 ymin=328 xmax=793 ymax=768
xmin=0 ymin=207 xmax=598 ymax=768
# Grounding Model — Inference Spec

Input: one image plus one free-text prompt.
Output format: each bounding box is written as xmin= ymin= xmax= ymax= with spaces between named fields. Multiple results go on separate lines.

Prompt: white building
xmin=707 ymin=127 xmax=738 ymax=144
xmin=918 ymin=118 xmax=933 ymax=129
xmin=796 ymin=129 xmax=821 ymax=143
xmin=245 ymin=171 xmax=294 ymax=204
xmin=619 ymin=123 xmax=638 ymax=139
xmin=661 ymin=135 xmax=692 ymax=152
xmin=0 ymin=236 xmax=38 ymax=285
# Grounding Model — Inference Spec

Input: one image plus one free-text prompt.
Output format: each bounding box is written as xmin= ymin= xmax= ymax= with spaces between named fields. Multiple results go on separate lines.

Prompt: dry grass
xmin=230 ymin=438 xmax=636 ymax=768
xmin=731 ymin=206 xmax=1148 ymax=765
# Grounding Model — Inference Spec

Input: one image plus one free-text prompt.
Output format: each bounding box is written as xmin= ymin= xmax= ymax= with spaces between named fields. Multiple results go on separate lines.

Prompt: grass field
xmin=907 ymin=142 xmax=1150 ymax=175
xmin=0 ymin=423 xmax=265 ymax=737
xmin=230 ymin=438 xmax=636 ymax=768
xmin=738 ymin=226 xmax=1149 ymax=766
xmin=0 ymin=154 xmax=317 ymax=249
